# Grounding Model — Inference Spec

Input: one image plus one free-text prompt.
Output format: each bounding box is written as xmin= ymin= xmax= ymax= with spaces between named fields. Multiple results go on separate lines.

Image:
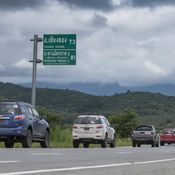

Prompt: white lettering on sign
xmin=44 ymin=36 xmax=68 ymax=44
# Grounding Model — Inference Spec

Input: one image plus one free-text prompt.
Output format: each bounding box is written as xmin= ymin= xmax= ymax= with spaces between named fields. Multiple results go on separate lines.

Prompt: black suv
xmin=0 ymin=101 xmax=50 ymax=148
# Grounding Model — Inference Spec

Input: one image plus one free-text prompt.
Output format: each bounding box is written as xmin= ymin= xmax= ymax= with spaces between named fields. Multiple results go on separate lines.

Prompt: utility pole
xmin=30 ymin=34 xmax=42 ymax=108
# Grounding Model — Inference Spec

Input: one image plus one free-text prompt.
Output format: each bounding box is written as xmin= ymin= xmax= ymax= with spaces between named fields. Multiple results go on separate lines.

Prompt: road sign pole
xmin=30 ymin=34 xmax=42 ymax=108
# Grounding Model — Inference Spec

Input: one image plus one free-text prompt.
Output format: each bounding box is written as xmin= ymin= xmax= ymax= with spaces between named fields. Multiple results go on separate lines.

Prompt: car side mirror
xmin=40 ymin=115 xmax=48 ymax=121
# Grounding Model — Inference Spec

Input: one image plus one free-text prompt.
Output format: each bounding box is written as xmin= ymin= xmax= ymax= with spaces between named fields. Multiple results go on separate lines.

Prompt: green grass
xmin=0 ymin=125 xmax=132 ymax=148
xmin=117 ymin=138 xmax=132 ymax=147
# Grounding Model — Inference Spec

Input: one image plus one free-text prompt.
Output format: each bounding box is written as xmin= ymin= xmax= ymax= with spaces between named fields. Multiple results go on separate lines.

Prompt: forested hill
xmin=1 ymin=82 xmax=175 ymax=118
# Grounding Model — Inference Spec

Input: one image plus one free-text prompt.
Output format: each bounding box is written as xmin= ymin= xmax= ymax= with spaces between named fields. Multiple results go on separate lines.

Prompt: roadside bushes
xmin=109 ymin=110 xmax=139 ymax=140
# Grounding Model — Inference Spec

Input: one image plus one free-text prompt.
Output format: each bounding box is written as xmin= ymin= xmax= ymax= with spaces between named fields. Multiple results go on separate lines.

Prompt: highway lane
xmin=0 ymin=146 xmax=175 ymax=175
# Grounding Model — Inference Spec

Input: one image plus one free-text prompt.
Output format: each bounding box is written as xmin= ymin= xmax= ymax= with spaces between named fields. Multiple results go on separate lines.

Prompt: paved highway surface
xmin=0 ymin=145 xmax=175 ymax=175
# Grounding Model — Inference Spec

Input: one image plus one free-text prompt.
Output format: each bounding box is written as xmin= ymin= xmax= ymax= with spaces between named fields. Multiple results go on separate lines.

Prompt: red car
xmin=160 ymin=129 xmax=175 ymax=146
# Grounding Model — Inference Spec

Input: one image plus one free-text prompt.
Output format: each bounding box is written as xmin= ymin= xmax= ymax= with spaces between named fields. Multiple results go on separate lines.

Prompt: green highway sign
xmin=43 ymin=34 xmax=76 ymax=65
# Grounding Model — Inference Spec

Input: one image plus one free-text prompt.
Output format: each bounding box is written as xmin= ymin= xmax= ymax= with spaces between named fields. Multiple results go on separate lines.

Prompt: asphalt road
xmin=0 ymin=145 xmax=175 ymax=175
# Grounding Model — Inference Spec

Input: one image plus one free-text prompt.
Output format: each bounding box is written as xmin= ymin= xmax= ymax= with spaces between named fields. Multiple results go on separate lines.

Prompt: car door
xmin=103 ymin=117 xmax=113 ymax=140
xmin=31 ymin=108 xmax=45 ymax=138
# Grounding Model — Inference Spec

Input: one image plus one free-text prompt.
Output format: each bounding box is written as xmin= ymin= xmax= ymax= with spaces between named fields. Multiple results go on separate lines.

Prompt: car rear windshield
xmin=74 ymin=117 xmax=102 ymax=124
xmin=0 ymin=104 xmax=20 ymax=115
xmin=162 ymin=129 xmax=173 ymax=134
xmin=136 ymin=126 xmax=153 ymax=131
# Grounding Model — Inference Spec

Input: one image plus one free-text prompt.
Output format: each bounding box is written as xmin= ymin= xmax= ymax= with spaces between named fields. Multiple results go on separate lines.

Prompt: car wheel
xmin=160 ymin=142 xmax=165 ymax=146
xmin=132 ymin=140 xmax=136 ymax=147
xmin=4 ymin=140 xmax=14 ymax=148
xmin=151 ymin=141 xmax=156 ymax=147
xmin=137 ymin=143 xmax=141 ymax=147
xmin=101 ymin=134 xmax=108 ymax=148
xmin=73 ymin=140 xmax=79 ymax=148
xmin=40 ymin=130 xmax=50 ymax=148
xmin=83 ymin=143 xmax=89 ymax=148
xmin=110 ymin=134 xmax=116 ymax=148
xmin=22 ymin=129 xmax=32 ymax=148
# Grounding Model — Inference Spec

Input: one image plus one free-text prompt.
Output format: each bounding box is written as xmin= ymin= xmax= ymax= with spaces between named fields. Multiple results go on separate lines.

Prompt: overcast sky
xmin=0 ymin=0 xmax=175 ymax=86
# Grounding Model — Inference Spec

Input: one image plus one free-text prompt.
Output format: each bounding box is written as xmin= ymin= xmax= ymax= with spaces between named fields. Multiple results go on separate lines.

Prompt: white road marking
xmin=134 ymin=158 xmax=175 ymax=164
xmin=31 ymin=153 xmax=61 ymax=156
xmin=0 ymin=163 xmax=132 ymax=175
xmin=0 ymin=161 xmax=20 ymax=164
xmin=0 ymin=158 xmax=175 ymax=175
xmin=118 ymin=152 xmax=133 ymax=154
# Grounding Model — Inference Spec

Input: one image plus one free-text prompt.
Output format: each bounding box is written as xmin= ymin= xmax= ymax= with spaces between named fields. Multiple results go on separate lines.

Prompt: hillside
xmin=20 ymin=82 xmax=175 ymax=96
xmin=1 ymin=82 xmax=175 ymax=125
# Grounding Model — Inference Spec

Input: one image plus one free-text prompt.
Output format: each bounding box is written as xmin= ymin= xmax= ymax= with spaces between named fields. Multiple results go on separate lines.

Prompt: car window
xmin=19 ymin=106 xmax=27 ymax=115
xmin=136 ymin=126 xmax=153 ymax=131
xmin=32 ymin=108 xmax=40 ymax=118
xmin=103 ymin=118 xmax=110 ymax=126
xmin=26 ymin=106 xmax=33 ymax=116
xmin=0 ymin=104 xmax=20 ymax=115
xmin=162 ymin=129 xmax=173 ymax=134
xmin=75 ymin=117 xmax=102 ymax=124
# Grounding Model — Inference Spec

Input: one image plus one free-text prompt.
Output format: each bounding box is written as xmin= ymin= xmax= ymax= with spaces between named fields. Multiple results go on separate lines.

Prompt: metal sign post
xmin=30 ymin=34 xmax=42 ymax=108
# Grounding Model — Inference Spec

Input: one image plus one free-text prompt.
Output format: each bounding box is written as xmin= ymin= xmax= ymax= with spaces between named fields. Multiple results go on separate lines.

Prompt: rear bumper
xmin=132 ymin=137 xmax=154 ymax=143
xmin=74 ymin=138 xmax=103 ymax=144
xmin=160 ymin=140 xmax=175 ymax=144
xmin=0 ymin=126 xmax=27 ymax=138
xmin=72 ymin=132 xmax=105 ymax=141
xmin=160 ymin=137 xmax=175 ymax=142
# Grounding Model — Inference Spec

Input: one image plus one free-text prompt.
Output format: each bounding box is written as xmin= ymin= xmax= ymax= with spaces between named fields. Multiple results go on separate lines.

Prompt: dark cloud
xmin=56 ymin=0 xmax=115 ymax=11
xmin=91 ymin=14 xmax=107 ymax=27
xmin=131 ymin=0 xmax=175 ymax=7
xmin=0 ymin=0 xmax=46 ymax=10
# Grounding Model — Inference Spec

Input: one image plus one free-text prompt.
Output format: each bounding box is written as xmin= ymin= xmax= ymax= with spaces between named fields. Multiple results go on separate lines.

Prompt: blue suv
xmin=0 ymin=101 xmax=50 ymax=148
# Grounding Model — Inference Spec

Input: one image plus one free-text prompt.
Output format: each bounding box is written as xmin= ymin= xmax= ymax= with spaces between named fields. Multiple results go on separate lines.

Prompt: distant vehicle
xmin=160 ymin=128 xmax=175 ymax=146
xmin=72 ymin=115 xmax=116 ymax=148
xmin=132 ymin=125 xmax=159 ymax=147
xmin=0 ymin=101 xmax=50 ymax=148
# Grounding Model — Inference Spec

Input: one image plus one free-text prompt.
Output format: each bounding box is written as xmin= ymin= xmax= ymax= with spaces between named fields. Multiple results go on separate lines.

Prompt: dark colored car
xmin=132 ymin=125 xmax=159 ymax=147
xmin=0 ymin=101 xmax=50 ymax=148
xmin=160 ymin=128 xmax=175 ymax=146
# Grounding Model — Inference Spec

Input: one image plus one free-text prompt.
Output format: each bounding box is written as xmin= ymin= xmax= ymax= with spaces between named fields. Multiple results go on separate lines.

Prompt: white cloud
xmin=0 ymin=65 xmax=5 ymax=71
xmin=144 ymin=61 xmax=167 ymax=76
xmin=0 ymin=4 xmax=175 ymax=86
xmin=13 ymin=59 xmax=31 ymax=68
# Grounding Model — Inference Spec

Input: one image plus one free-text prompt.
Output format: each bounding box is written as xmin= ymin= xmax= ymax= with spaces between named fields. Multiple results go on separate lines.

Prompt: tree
xmin=109 ymin=110 xmax=139 ymax=139
xmin=37 ymin=107 xmax=63 ymax=125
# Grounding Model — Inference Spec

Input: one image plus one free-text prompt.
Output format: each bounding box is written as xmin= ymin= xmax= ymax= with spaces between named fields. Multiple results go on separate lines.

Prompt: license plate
xmin=84 ymin=128 xmax=89 ymax=131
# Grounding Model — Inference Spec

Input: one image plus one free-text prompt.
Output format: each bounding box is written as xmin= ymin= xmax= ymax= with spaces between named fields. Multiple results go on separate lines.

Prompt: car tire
xmin=73 ymin=140 xmax=79 ymax=148
xmin=152 ymin=141 xmax=156 ymax=147
xmin=40 ymin=130 xmax=50 ymax=148
xmin=132 ymin=140 xmax=136 ymax=147
xmin=101 ymin=134 xmax=108 ymax=148
xmin=83 ymin=143 xmax=89 ymax=148
xmin=137 ymin=143 xmax=141 ymax=147
xmin=4 ymin=140 xmax=14 ymax=148
xmin=110 ymin=134 xmax=116 ymax=148
xmin=22 ymin=129 xmax=32 ymax=148
xmin=160 ymin=142 xmax=165 ymax=146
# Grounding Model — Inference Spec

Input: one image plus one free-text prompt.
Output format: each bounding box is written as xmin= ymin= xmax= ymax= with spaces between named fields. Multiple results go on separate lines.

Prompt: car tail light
xmin=73 ymin=125 xmax=78 ymax=129
xmin=14 ymin=115 xmax=25 ymax=121
xmin=96 ymin=125 xmax=104 ymax=129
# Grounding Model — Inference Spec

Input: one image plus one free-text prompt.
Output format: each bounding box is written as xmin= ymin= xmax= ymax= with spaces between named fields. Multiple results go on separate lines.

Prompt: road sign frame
xmin=43 ymin=34 xmax=76 ymax=65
